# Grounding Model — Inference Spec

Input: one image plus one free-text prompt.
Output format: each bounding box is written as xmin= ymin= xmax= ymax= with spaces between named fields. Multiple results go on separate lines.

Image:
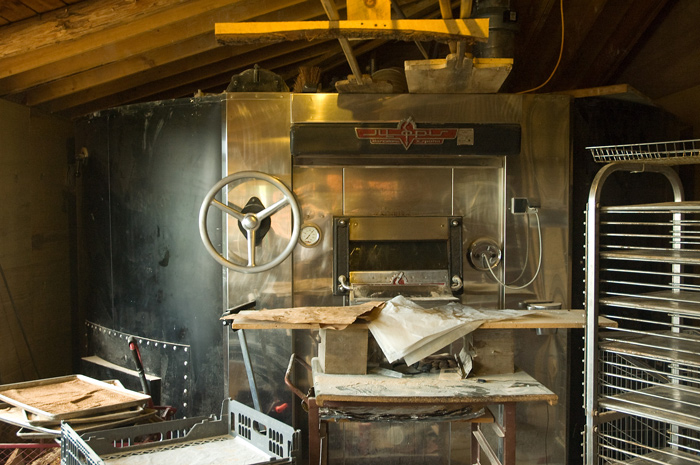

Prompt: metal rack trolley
xmin=584 ymin=139 xmax=700 ymax=464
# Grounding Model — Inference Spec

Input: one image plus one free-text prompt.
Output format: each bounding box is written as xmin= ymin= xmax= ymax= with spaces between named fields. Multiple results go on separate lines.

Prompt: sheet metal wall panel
xmin=75 ymin=114 xmax=113 ymax=328
xmin=505 ymin=95 xmax=571 ymax=465
xmin=504 ymin=95 xmax=571 ymax=309
xmin=224 ymin=94 xmax=295 ymax=425
xmin=453 ymin=164 xmax=504 ymax=308
xmin=344 ymin=167 xmax=453 ymax=217
xmin=292 ymin=167 xmax=344 ymax=308
xmin=224 ymin=94 xmax=294 ymax=311
xmin=78 ymin=96 xmax=226 ymax=417
xmin=290 ymin=93 xmax=523 ymax=123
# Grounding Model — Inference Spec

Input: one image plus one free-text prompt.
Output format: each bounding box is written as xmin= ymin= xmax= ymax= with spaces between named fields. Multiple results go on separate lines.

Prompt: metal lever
xmin=337 ymin=274 xmax=352 ymax=292
xmin=128 ymin=336 xmax=151 ymax=400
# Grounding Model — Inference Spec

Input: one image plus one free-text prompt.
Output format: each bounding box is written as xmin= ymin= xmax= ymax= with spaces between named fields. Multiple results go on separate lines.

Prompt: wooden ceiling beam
xmin=26 ymin=0 xmax=335 ymax=107
xmin=617 ymin=1 xmax=700 ymax=100
xmin=1 ymin=0 xmax=190 ymax=62
xmin=56 ymin=40 xmax=342 ymax=118
xmin=43 ymin=39 xmax=335 ymax=112
xmin=21 ymin=1 xmax=68 ymax=12
xmin=291 ymin=38 xmax=388 ymax=79
xmin=0 ymin=2 xmax=36 ymax=23
xmin=503 ymin=0 xmax=576 ymax=92
xmin=170 ymin=40 xmax=342 ymax=96
xmin=571 ymin=0 xmax=671 ymax=89
xmin=0 ymin=0 xmax=308 ymax=89
xmin=508 ymin=0 xmax=671 ymax=93
xmin=32 ymin=0 xmax=441 ymax=115
xmin=522 ymin=0 xmax=611 ymax=92
xmin=23 ymin=33 xmax=220 ymax=106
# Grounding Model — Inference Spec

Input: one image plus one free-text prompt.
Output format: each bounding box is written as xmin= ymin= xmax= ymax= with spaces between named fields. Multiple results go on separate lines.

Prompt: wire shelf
xmin=587 ymin=139 xmax=700 ymax=165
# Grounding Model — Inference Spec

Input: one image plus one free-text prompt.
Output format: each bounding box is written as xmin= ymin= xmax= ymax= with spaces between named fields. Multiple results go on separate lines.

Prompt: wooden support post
xmin=318 ymin=0 xmax=363 ymax=84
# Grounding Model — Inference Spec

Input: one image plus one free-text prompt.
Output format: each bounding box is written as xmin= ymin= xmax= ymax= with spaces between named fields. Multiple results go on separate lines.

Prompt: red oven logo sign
xmin=355 ymin=118 xmax=458 ymax=150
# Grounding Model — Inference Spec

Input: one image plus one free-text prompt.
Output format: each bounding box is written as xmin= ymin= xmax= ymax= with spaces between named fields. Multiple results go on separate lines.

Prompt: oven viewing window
xmin=349 ymin=240 xmax=449 ymax=271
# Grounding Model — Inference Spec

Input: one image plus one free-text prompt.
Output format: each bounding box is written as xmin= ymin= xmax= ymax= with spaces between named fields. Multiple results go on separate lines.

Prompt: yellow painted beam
xmin=216 ymin=18 xmax=489 ymax=44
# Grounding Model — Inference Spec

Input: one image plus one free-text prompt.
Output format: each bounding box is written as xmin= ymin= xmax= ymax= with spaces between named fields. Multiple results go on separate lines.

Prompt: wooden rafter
xmin=0 ymin=0 xmax=684 ymax=119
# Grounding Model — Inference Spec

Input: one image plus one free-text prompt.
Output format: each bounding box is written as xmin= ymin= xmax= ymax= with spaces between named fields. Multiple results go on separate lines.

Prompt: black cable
xmin=0 ymin=260 xmax=40 ymax=379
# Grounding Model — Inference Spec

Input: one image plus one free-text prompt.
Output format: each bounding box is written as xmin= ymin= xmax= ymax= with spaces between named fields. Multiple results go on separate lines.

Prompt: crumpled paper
xmin=222 ymin=301 xmax=381 ymax=329
xmin=368 ymin=295 xmax=532 ymax=365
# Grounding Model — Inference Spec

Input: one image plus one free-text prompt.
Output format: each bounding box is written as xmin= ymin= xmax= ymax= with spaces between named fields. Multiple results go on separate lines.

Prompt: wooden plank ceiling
xmin=0 ymin=0 xmax=673 ymax=120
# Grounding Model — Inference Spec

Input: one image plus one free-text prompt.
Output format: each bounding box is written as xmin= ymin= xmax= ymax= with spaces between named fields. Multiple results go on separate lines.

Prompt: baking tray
xmin=26 ymin=406 xmax=146 ymax=427
xmin=0 ymin=403 xmax=157 ymax=440
xmin=0 ymin=375 xmax=150 ymax=420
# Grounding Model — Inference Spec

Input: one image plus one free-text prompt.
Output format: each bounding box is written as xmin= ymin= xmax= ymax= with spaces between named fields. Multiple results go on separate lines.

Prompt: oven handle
xmin=451 ymin=275 xmax=464 ymax=291
xmin=284 ymin=353 xmax=312 ymax=405
xmin=337 ymin=274 xmax=352 ymax=292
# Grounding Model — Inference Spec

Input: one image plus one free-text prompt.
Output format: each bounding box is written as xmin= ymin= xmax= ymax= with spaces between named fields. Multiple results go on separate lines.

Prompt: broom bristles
xmin=293 ymin=66 xmax=321 ymax=92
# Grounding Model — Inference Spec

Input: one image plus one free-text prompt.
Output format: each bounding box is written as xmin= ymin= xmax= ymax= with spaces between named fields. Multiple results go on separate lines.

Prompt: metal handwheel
xmin=199 ymin=171 xmax=301 ymax=273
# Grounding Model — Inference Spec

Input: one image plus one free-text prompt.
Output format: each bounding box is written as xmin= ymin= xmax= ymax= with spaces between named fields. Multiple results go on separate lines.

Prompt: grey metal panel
xmin=348 ymin=217 xmax=449 ymax=241
xmin=344 ymin=167 xmax=453 ymax=217
xmin=292 ymin=167 xmax=345 ymax=308
xmin=75 ymin=113 xmax=113 ymax=327
xmin=506 ymin=95 xmax=571 ymax=465
xmin=291 ymin=93 xmax=523 ymax=124
xmin=224 ymin=93 xmax=294 ymax=310
xmin=223 ymin=94 xmax=295 ymax=425
xmin=504 ymin=94 xmax=571 ymax=309
xmin=454 ymin=165 xmax=504 ymax=308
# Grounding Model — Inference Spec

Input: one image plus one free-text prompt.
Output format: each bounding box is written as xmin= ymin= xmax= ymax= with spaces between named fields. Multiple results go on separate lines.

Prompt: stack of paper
xmin=368 ymin=295 xmax=530 ymax=365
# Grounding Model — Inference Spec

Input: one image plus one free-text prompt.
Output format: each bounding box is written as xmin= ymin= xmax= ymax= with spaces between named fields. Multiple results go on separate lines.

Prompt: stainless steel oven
xmin=214 ymin=93 xmax=572 ymax=464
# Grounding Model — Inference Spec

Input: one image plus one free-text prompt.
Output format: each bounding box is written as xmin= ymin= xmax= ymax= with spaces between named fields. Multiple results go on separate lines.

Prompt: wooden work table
xmin=310 ymin=358 xmax=558 ymax=407
xmin=227 ymin=308 xmax=615 ymax=330
xmin=284 ymin=356 xmax=559 ymax=465
xmin=241 ymin=309 xmax=615 ymax=465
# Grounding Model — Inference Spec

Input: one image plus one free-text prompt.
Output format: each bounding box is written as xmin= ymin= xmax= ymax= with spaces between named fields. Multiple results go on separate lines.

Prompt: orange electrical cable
xmin=518 ymin=0 xmax=565 ymax=94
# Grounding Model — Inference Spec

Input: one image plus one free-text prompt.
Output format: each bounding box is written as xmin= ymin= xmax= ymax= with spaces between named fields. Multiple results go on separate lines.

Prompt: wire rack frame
xmin=587 ymin=139 xmax=700 ymax=165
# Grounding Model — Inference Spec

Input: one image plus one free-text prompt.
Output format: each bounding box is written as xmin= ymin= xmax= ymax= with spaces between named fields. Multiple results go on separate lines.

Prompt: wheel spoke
xmin=212 ymin=198 xmax=244 ymax=220
xmin=247 ymin=230 xmax=256 ymax=266
xmin=257 ymin=197 xmax=289 ymax=220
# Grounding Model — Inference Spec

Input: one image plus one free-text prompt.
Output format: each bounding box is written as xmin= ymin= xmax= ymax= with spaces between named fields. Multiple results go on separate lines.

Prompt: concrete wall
xmin=0 ymin=99 xmax=74 ymax=383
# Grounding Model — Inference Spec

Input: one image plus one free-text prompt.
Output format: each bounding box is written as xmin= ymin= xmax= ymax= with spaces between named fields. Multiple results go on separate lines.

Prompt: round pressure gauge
xmin=299 ymin=223 xmax=322 ymax=247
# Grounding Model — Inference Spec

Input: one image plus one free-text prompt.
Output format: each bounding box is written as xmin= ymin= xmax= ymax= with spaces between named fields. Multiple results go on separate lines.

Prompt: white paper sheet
xmin=368 ymin=296 xmax=532 ymax=365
